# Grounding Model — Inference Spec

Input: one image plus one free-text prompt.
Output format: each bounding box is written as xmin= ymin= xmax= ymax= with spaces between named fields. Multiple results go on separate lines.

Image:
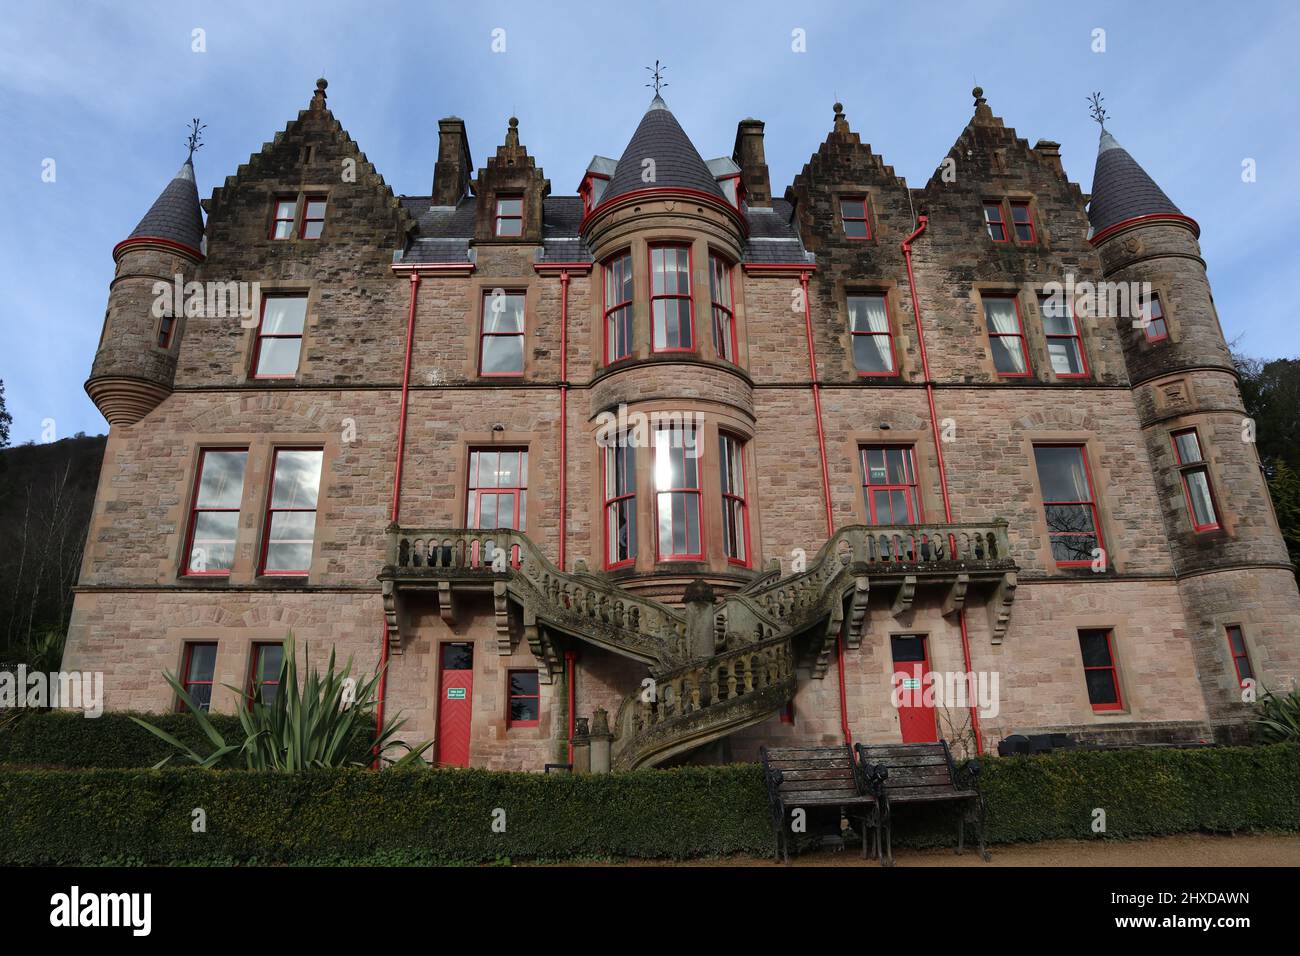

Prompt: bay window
xmin=719 ymin=433 xmax=749 ymax=565
xmin=654 ymin=425 xmax=702 ymax=560
xmin=604 ymin=443 xmax=637 ymax=567
xmin=650 ymin=245 xmax=693 ymax=352
xmin=709 ymin=253 xmax=736 ymax=362
xmin=604 ymin=251 xmax=634 ymax=363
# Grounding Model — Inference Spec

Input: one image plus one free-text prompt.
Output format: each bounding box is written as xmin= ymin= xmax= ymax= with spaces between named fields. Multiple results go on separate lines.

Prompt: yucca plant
xmin=1254 ymin=686 xmax=1300 ymax=743
xmin=130 ymin=633 xmax=432 ymax=769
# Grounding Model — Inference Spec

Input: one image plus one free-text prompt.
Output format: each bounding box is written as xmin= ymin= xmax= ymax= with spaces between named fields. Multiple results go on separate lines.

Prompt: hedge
xmin=0 ymin=745 xmax=1296 ymax=865
xmin=0 ymin=709 xmax=373 ymax=769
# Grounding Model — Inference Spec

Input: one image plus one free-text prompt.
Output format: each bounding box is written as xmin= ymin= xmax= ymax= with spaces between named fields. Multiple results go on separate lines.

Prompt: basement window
xmin=1225 ymin=625 xmax=1254 ymax=688
xmin=1079 ymin=628 xmax=1122 ymax=711
xmin=179 ymin=643 xmax=217 ymax=712
xmin=248 ymin=643 xmax=285 ymax=708
xmin=508 ymin=670 xmax=540 ymax=727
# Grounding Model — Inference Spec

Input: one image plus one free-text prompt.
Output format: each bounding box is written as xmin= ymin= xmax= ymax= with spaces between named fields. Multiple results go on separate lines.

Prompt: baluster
xmin=726 ymin=660 xmax=738 ymax=699
xmin=742 ymin=655 xmax=755 ymax=693
xmin=709 ymin=664 xmax=721 ymax=705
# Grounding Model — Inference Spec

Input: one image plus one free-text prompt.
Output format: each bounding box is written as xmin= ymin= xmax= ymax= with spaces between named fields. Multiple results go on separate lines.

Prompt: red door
xmin=436 ymin=642 xmax=474 ymax=767
xmin=891 ymin=634 xmax=937 ymax=743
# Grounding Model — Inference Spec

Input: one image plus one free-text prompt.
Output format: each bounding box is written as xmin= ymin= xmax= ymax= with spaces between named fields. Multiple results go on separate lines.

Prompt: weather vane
xmin=186 ymin=117 xmax=206 ymax=161
xmin=1087 ymin=92 xmax=1108 ymax=130
xmin=645 ymin=60 xmax=667 ymax=96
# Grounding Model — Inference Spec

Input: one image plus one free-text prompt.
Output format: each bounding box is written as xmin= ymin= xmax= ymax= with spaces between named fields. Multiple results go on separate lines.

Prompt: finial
xmin=645 ymin=59 xmax=667 ymax=96
xmin=505 ymin=115 xmax=519 ymax=147
xmin=311 ymin=77 xmax=328 ymax=109
xmin=1087 ymin=91 xmax=1108 ymax=130
xmin=185 ymin=117 xmax=206 ymax=162
xmin=832 ymin=101 xmax=849 ymax=135
xmin=973 ymin=86 xmax=986 ymax=107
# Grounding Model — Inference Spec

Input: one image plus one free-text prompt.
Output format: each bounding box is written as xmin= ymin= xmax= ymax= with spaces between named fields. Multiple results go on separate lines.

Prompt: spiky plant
xmin=130 ymin=633 xmax=432 ymax=769
xmin=1254 ymin=686 xmax=1300 ymax=743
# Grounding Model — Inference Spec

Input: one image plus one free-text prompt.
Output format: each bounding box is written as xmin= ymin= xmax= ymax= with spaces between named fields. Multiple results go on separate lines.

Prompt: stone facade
xmin=64 ymin=80 xmax=1300 ymax=770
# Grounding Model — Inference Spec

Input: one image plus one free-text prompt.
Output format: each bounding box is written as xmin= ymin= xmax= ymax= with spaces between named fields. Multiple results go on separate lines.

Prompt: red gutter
xmin=374 ymin=270 xmax=422 ymax=764
xmin=900 ymin=217 xmax=983 ymax=755
xmin=1088 ymin=212 xmax=1199 ymax=246
xmin=799 ymin=270 xmax=850 ymax=746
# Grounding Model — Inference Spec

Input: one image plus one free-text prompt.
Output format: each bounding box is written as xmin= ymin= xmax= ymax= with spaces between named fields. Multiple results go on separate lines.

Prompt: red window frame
xmin=1141 ymin=292 xmax=1169 ymax=342
xmin=603 ymin=250 xmax=634 ymax=364
xmin=178 ymin=642 xmax=217 ymax=713
xmin=494 ymin=194 xmax=523 ymax=237
xmin=258 ymin=447 xmax=323 ymax=576
xmin=247 ymin=642 xmax=284 ymax=709
xmin=983 ymin=201 xmax=1009 ymax=242
xmin=719 ymin=432 xmax=750 ymax=567
xmin=603 ymin=442 xmax=637 ymax=569
xmin=1010 ymin=201 xmax=1036 ymax=242
xmin=708 ymin=252 xmax=737 ymax=363
xmin=860 ymin=445 xmax=922 ymax=525
xmin=848 ymin=292 xmax=898 ymax=376
xmin=478 ymin=290 xmax=526 ymax=377
xmin=507 ymin=669 xmax=540 ymax=728
xmin=653 ymin=425 xmax=704 ymax=561
xmin=157 ymin=313 xmax=176 ymax=349
xmin=983 ymin=295 xmax=1032 ymax=378
xmin=1225 ymin=625 xmax=1254 ymax=688
xmin=1033 ymin=443 xmax=1105 ymax=568
xmin=250 ymin=294 xmax=307 ymax=380
xmin=1079 ymin=628 xmax=1123 ymax=711
xmin=182 ymin=448 xmax=248 ymax=577
xmin=270 ymin=196 xmax=297 ymax=239
xmin=1171 ymin=428 xmax=1221 ymax=532
xmin=840 ymin=196 xmax=871 ymax=239
xmin=299 ymin=196 xmax=327 ymax=239
xmin=1039 ymin=294 xmax=1089 ymax=379
xmin=467 ymin=448 xmax=528 ymax=531
xmin=649 ymin=244 xmax=694 ymax=353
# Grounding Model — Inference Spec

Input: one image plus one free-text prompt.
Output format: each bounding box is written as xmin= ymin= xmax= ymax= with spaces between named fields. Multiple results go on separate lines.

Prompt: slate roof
xmin=1087 ymin=130 xmax=1183 ymax=236
xmin=742 ymin=200 xmax=813 ymax=264
xmin=127 ymin=158 xmax=205 ymax=251
xmin=602 ymin=95 xmax=727 ymax=205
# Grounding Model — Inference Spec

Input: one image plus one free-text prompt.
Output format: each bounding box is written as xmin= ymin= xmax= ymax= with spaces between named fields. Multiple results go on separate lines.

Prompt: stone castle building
xmin=66 ymin=77 xmax=1300 ymax=768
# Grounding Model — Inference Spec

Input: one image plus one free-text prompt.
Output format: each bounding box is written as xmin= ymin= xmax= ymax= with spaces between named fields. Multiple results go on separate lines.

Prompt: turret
xmin=86 ymin=149 xmax=205 ymax=425
xmin=1089 ymin=118 xmax=1300 ymax=738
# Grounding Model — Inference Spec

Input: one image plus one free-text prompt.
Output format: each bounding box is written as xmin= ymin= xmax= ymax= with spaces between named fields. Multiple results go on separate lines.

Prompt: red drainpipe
xmin=799 ymin=271 xmax=851 ymax=746
xmin=558 ymin=270 xmax=569 ymax=570
xmin=900 ymin=217 xmax=983 ymax=755
xmin=374 ymin=270 xmax=422 ymax=764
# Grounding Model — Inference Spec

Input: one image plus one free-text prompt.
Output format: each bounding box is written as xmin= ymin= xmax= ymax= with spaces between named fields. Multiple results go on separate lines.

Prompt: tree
xmin=0 ymin=379 xmax=11 ymax=449
xmin=1236 ymin=354 xmax=1300 ymax=577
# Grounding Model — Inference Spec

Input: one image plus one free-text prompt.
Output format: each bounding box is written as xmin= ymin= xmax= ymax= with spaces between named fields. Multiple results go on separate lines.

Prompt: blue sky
xmin=2 ymin=0 xmax=1296 ymax=444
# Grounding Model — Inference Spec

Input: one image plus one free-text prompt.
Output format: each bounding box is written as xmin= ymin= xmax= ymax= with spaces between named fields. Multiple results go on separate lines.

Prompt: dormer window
xmin=719 ymin=174 xmax=742 ymax=209
xmin=580 ymin=173 xmax=610 ymax=215
xmin=494 ymin=195 xmax=523 ymax=237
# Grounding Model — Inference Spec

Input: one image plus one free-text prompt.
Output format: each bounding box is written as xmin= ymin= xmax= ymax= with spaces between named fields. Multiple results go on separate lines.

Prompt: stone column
xmin=589 ymin=708 xmax=612 ymax=774
xmin=683 ymin=579 xmax=717 ymax=660
xmin=571 ymin=716 xmax=591 ymax=773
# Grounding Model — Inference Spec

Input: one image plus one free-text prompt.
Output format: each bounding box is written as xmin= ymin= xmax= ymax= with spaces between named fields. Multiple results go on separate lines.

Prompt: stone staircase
xmin=379 ymin=521 xmax=1017 ymax=769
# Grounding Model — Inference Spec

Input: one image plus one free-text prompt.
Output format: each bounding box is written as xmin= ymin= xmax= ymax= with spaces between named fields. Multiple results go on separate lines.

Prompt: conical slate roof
xmin=1087 ymin=130 xmax=1183 ymax=236
xmin=602 ymin=96 xmax=726 ymax=204
xmin=126 ymin=158 xmax=205 ymax=252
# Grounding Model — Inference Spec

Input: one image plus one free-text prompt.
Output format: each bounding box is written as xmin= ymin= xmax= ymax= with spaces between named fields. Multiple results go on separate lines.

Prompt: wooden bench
xmin=759 ymin=745 xmax=888 ymax=864
xmin=854 ymin=739 xmax=989 ymax=866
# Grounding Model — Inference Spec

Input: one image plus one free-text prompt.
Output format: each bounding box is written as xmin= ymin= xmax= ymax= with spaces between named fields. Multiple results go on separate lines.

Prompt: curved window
xmin=719 ymin=433 xmax=749 ymax=565
xmin=654 ymin=425 xmax=702 ymax=559
xmin=604 ymin=442 xmax=637 ymax=567
xmin=650 ymin=245 xmax=693 ymax=352
xmin=709 ymin=254 xmax=736 ymax=362
xmin=604 ymin=251 xmax=634 ymax=363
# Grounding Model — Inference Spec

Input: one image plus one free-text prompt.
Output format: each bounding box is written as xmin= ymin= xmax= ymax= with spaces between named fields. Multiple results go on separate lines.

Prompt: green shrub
xmin=0 ymin=745 xmax=1296 ymax=865
xmin=0 ymin=709 xmax=372 ymax=769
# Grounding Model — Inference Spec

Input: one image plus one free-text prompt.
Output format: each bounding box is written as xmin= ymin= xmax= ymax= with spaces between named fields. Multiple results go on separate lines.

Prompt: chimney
xmin=1033 ymin=139 xmax=1064 ymax=177
xmin=732 ymin=118 xmax=771 ymax=207
xmin=433 ymin=117 xmax=472 ymax=207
